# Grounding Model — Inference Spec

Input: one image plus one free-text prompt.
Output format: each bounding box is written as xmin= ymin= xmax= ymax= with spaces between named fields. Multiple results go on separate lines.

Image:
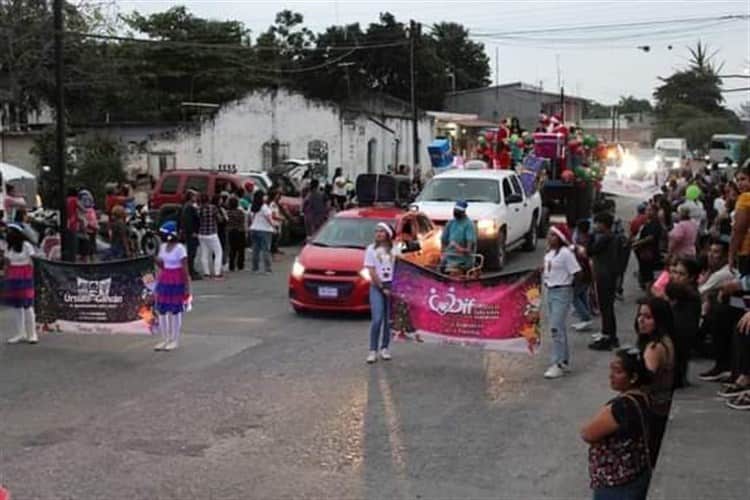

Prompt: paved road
xmin=1 ymin=197 xmax=642 ymax=500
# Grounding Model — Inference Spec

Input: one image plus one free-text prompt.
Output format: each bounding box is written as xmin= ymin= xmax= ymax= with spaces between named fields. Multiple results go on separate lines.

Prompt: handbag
xmin=588 ymin=392 xmax=652 ymax=489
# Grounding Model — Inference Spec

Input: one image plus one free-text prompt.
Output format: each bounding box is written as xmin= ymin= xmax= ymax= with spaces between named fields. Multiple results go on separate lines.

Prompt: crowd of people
xmin=536 ymin=162 xmax=750 ymax=499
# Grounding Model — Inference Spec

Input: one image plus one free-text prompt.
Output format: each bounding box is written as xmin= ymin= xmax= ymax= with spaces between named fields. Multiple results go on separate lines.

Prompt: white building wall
xmin=167 ymin=89 xmax=433 ymax=179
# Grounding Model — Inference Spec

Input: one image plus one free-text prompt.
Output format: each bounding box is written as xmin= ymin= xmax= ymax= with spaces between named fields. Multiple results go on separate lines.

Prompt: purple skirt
xmin=155 ymin=268 xmax=186 ymax=314
xmin=4 ymin=264 xmax=34 ymax=308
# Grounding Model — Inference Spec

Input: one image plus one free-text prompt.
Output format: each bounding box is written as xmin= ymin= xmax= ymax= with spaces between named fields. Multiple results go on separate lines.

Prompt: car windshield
xmin=657 ymin=148 xmax=682 ymax=157
xmin=269 ymin=175 xmax=300 ymax=197
xmin=312 ymin=217 xmax=392 ymax=249
xmin=417 ymin=178 xmax=500 ymax=203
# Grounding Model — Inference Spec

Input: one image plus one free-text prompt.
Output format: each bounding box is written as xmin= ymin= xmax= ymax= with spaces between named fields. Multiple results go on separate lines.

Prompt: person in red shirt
xmin=629 ymin=202 xmax=648 ymax=239
xmin=105 ymin=186 xmax=129 ymax=215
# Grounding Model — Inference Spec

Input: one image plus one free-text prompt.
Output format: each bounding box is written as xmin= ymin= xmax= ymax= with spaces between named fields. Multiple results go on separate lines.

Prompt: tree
xmin=653 ymin=42 xmax=741 ymax=149
xmin=429 ymin=22 xmax=491 ymax=91
xmin=583 ymin=101 xmax=612 ymax=119
xmin=617 ymin=95 xmax=652 ymax=114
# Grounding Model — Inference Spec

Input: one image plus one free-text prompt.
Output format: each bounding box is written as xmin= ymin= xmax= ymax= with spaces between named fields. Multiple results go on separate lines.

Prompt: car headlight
xmin=291 ymin=259 xmax=305 ymax=278
xmin=359 ymin=268 xmax=372 ymax=281
xmin=477 ymin=219 xmax=497 ymax=234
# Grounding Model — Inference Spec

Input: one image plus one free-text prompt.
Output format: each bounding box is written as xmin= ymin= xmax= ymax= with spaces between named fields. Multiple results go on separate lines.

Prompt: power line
xmin=64 ymin=30 xmax=409 ymax=52
xmin=471 ymin=14 xmax=749 ymax=38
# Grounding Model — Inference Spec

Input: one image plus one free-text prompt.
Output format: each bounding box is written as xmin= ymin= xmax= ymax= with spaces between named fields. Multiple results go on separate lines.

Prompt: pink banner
xmin=391 ymin=260 xmax=542 ymax=353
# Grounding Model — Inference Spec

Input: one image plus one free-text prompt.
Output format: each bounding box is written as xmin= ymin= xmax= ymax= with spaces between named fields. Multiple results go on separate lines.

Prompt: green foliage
xmin=71 ymin=135 xmax=126 ymax=205
xmin=583 ymin=101 xmax=611 ymax=119
xmin=617 ymin=95 xmax=652 ymax=114
xmin=32 ymin=129 xmax=124 ymax=207
xmin=653 ymin=42 xmax=741 ymax=149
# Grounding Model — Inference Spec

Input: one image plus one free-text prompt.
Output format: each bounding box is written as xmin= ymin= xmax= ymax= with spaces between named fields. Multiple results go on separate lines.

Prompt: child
xmin=5 ymin=224 xmax=38 ymax=344
xmin=154 ymin=221 xmax=190 ymax=351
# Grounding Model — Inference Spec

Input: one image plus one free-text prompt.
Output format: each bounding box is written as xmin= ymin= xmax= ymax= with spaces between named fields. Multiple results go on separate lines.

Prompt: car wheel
xmin=485 ymin=229 xmax=507 ymax=271
xmin=523 ymin=214 xmax=538 ymax=251
xmin=142 ymin=233 xmax=160 ymax=257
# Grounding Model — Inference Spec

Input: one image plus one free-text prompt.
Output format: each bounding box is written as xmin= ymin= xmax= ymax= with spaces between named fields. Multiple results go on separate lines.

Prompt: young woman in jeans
xmin=249 ymin=191 xmax=277 ymax=274
xmin=581 ymin=349 xmax=655 ymax=500
xmin=364 ymin=222 xmax=398 ymax=364
xmin=198 ymin=193 xmax=224 ymax=280
xmin=542 ymin=224 xmax=581 ymax=379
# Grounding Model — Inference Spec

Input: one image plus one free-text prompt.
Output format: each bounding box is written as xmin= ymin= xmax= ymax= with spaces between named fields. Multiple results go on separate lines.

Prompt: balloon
xmin=686 ymin=184 xmax=701 ymax=201
xmin=561 ymin=170 xmax=575 ymax=183
xmin=510 ymin=134 xmax=519 ymax=143
xmin=516 ymin=139 xmax=525 ymax=148
xmin=478 ymin=136 xmax=487 ymax=145
xmin=524 ymin=135 xmax=534 ymax=145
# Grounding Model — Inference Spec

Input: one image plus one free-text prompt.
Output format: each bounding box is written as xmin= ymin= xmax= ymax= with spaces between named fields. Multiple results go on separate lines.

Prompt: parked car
xmin=150 ymin=169 xmax=303 ymax=240
xmin=288 ymin=207 xmax=441 ymax=314
xmin=411 ymin=168 xmax=542 ymax=270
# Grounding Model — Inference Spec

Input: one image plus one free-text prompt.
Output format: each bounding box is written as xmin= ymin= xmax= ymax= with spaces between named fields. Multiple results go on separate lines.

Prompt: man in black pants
xmin=588 ymin=212 xmax=620 ymax=351
xmin=180 ymin=190 xmax=202 ymax=280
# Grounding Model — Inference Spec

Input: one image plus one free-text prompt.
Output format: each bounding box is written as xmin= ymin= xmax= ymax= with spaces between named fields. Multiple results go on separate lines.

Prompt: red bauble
xmin=561 ymin=169 xmax=575 ymax=183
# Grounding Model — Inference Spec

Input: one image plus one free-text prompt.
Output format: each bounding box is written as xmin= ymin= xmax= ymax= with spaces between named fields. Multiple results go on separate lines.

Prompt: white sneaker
xmin=572 ymin=321 xmax=593 ymax=332
xmin=544 ymin=364 xmax=565 ymax=379
xmin=27 ymin=333 xmax=38 ymax=344
xmin=366 ymin=351 xmax=377 ymax=364
xmin=380 ymin=349 xmax=392 ymax=361
xmin=560 ymin=362 xmax=571 ymax=373
xmin=591 ymin=332 xmax=604 ymax=341
xmin=7 ymin=334 xmax=26 ymax=345
xmin=163 ymin=340 xmax=178 ymax=352
xmin=154 ymin=341 xmax=167 ymax=351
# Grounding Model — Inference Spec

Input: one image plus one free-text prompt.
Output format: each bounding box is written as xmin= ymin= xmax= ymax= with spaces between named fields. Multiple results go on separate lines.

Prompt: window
xmin=262 ymin=141 xmax=290 ymax=170
xmin=417 ymin=178 xmax=500 ymax=204
xmin=159 ymin=175 xmax=180 ymax=194
xmin=502 ymin=179 xmax=513 ymax=201
xmin=185 ymin=176 xmax=209 ymax=194
xmin=510 ymin=176 xmax=524 ymax=199
xmin=216 ymin=177 xmax=238 ymax=195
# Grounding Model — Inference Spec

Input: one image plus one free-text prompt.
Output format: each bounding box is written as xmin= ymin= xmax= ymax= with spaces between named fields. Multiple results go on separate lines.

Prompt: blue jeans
xmin=573 ymin=281 xmax=592 ymax=322
xmin=369 ymin=285 xmax=391 ymax=351
xmin=250 ymin=230 xmax=272 ymax=272
xmin=592 ymin=470 xmax=651 ymax=500
xmin=546 ymin=286 xmax=574 ymax=365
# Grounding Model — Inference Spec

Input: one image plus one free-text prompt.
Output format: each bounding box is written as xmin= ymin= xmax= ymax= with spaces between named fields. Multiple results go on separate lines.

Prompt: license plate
xmin=318 ymin=286 xmax=338 ymax=298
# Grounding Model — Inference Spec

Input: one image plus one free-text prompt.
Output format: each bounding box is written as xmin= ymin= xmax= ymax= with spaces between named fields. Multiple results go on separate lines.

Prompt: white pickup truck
xmin=412 ymin=168 xmax=543 ymax=270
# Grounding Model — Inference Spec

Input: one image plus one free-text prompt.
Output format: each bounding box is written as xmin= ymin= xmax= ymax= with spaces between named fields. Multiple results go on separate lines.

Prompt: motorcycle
xmin=127 ymin=205 xmax=160 ymax=257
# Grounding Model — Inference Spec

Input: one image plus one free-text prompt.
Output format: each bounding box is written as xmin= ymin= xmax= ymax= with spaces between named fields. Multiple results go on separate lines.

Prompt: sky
xmin=114 ymin=0 xmax=750 ymax=110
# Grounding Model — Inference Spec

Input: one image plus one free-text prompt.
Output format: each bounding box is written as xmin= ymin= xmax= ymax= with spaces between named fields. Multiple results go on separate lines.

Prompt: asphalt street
xmin=1 ymin=196 xmax=644 ymax=500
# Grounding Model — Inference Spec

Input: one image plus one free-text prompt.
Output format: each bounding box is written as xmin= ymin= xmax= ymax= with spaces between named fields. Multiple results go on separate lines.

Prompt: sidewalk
xmin=648 ymin=360 xmax=750 ymax=500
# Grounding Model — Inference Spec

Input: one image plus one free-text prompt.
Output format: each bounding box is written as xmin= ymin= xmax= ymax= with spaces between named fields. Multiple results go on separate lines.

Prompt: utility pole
xmin=560 ymin=86 xmax=565 ymax=123
xmin=54 ymin=0 xmax=68 ymax=260
xmin=610 ymin=106 xmax=617 ymax=142
xmin=409 ymin=20 xmax=420 ymax=178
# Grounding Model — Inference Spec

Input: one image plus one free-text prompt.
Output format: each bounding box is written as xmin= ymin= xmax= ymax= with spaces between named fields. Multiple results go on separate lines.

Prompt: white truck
xmin=412 ymin=168 xmax=542 ymax=270
xmin=654 ymin=138 xmax=690 ymax=171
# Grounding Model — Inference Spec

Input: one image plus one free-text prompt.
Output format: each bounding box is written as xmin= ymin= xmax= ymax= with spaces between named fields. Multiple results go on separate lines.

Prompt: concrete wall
xmin=444 ymin=86 xmax=585 ymax=131
xmin=0 ymin=132 xmax=40 ymax=174
xmin=168 ymin=89 xmax=433 ymax=179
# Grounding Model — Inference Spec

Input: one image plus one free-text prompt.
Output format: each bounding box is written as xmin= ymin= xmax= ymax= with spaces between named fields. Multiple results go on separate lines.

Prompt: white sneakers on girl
xmin=163 ymin=340 xmax=178 ymax=352
xmin=7 ymin=334 xmax=26 ymax=344
xmin=366 ymin=351 xmax=377 ymax=364
xmin=380 ymin=349 xmax=392 ymax=361
xmin=154 ymin=341 xmax=167 ymax=351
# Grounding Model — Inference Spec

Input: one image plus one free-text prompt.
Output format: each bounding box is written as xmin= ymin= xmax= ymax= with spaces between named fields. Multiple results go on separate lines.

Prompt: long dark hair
xmin=635 ymin=296 xmax=674 ymax=352
xmin=250 ymin=190 xmax=265 ymax=214
xmin=615 ymin=348 xmax=654 ymax=387
xmin=7 ymin=226 xmax=26 ymax=253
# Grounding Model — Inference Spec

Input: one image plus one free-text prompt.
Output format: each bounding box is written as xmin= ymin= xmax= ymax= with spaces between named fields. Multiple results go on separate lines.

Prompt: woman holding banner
xmin=364 ymin=222 xmax=398 ymax=364
xmin=154 ymin=221 xmax=190 ymax=352
xmin=5 ymin=223 xmax=38 ymax=344
xmin=543 ymin=224 xmax=581 ymax=379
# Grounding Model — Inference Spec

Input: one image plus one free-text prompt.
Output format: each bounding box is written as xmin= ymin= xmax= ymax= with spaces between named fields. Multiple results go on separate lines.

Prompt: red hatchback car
xmin=288 ymin=206 xmax=441 ymax=313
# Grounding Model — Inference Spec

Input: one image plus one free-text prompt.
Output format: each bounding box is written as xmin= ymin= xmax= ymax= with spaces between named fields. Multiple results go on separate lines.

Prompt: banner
xmin=391 ymin=259 xmax=542 ymax=353
xmin=601 ymin=171 xmax=661 ymax=199
xmin=34 ymin=257 xmax=157 ymax=335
